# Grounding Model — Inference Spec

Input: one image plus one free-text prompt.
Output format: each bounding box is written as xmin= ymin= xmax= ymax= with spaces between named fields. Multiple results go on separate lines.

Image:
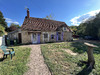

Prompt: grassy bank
xmin=41 ymin=42 xmax=100 ymax=75
xmin=0 ymin=46 xmax=31 ymax=75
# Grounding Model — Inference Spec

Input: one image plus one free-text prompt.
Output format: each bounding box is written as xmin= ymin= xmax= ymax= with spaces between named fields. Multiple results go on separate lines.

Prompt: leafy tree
xmin=10 ymin=23 xmax=20 ymax=28
xmin=0 ymin=25 xmax=5 ymax=36
xmin=77 ymin=12 xmax=100 ymax=39
xmin=69 ymin=26 xmax=78 ymax=35
xmin=44 ymin=14 xmax=54 ymax=20
xmin=6 ymin=23 xmax=20 ymax=32
xmin=0 ymin=11 xmax=7 ymax=28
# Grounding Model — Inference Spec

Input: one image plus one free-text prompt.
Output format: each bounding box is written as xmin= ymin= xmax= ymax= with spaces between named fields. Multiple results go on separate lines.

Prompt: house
xmin=8 ymin=9 xmax=73 ymax=44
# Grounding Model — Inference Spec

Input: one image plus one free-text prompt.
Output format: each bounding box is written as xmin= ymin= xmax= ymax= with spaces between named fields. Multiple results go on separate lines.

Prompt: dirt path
xmin=22 ymin=45 xmax=51 ymax=75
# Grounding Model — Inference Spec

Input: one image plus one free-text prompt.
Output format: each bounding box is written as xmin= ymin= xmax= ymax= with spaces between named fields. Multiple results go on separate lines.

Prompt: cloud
xmin=70 ymin=9 xmax=100 ymax=26
xmin=5 ymin=18 xmax=19 ymax=25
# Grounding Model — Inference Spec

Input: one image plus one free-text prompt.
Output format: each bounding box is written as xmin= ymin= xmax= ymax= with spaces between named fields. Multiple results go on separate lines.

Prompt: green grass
xmin=41 ymin=42 xmax=100 ymax=75
xmin=0 ymin=46 xmax=31 ymax=75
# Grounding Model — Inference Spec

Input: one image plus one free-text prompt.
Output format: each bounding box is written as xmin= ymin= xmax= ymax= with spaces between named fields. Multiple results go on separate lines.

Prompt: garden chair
xmin=0 ymin=46 xmax=15 ymax=60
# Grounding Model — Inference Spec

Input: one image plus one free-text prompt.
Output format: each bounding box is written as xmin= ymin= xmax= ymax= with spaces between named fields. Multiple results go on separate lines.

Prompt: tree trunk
xmin=87 ymin=46 xmax=95 ymax=69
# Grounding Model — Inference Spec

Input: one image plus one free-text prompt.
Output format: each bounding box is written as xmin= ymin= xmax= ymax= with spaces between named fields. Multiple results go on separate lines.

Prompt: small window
xmin=44 ymin=33 xmax=48 ymax=38
xmin=51 ymin=35 xmax=55 ymax=39
xmin=64 ymin=27 xmax=66 ymax=30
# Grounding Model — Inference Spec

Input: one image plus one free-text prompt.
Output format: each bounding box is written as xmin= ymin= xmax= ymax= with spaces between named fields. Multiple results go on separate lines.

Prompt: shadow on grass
xmin=77 ymin=66 xmax=92 ymax=75
xmin=69 ymin=42 xmax=87 ymax=54
xmin=0 ymin=58 xmax=4 ymax=62
xmin=69 ymin=41 xmax=100 ymax=54
xmin=77 ymin=62 xmax=93 ymax=75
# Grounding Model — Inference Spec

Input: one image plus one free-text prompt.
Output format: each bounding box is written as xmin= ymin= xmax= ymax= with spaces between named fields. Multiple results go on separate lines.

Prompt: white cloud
xmin=5 ymin=18 xmax=19 ymax=25
xmin=70 ymin=9 xmax=100 ymax=26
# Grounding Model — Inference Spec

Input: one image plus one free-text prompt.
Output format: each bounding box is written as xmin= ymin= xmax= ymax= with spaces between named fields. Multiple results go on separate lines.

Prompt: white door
xmin=31 ymin=33 xmax=37 ymax=43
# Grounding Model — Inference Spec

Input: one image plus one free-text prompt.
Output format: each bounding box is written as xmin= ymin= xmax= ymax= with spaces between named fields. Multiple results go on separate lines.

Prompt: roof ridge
xmin=29 ymin=17 xmax=65 ymax=23
xmin=21 ymin=17 xmax=71 ymax=32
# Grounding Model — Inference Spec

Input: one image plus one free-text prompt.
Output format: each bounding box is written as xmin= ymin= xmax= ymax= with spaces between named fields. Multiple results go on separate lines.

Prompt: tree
xmin=77 ymin=12 xmax=100 ymax=39
xmin=7 ymin=23 xmax=20 ymax=32
xmin=0 ymin=11 xmax=7 ymax=28
xmin=10 ymin=23 xmax=20 ymax=28
xmin=0 ymin=25 xmax=5 ymax=36
xmin=44 ymin=14 xmax=54 ymax=20
xmin=70 ymin=26 xmax=78 ymax=35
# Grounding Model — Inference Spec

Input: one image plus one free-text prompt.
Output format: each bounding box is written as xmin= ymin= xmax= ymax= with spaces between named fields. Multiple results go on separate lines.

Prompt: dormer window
xmin=63 ymin=27 xmax=66 ymax=31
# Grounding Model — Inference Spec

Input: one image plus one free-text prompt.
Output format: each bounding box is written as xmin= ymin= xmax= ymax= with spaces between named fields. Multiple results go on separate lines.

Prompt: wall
xmin=22 ymin=31 xmax=73 ymax=44
xmin=0 ymin=37 xmax=2 ymax=46
xmin=40 ymin=32 xmax=57 ymax=43
xmin=8 ymin=30 xmax=73 ymax=44
xmin=21 ymin=31 xmax=31 ymax=44
xmin=0 ymin=36 xmax=6 ymax=46
xmin=63 ymin=32 xmax=73 ymax=41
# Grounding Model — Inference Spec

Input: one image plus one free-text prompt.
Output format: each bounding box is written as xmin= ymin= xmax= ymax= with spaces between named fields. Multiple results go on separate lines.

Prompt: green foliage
xmin=98 ymin=28 xmax=100 ymax=38
xmin=44 ymin=14 xmax=54 ymax=20
xmin=41 ymin=42 xmax=100 ymax=75
xmin=70 ymin=26 xmax=78 ymax=35
xmin=7 ymin=39 xmax=10 ymax=46
xmin=6 ymin=23 xmax=20 ymax=32
xmin=77 ymin=12 xmax=100 ymax=38
xmin=0 ymin=11 xmax=7 ymax=28
xmin=10 ymin=23 xmax=20 ymax=28
xmin=0 ymin=46 xmax=31 ymax=75
xmin=0 ymin=25 xmax=5 ymax=36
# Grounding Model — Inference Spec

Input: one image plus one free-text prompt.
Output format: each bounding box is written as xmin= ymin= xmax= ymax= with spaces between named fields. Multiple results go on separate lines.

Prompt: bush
xmin=7 ymin=39 xmax=10 ymax=46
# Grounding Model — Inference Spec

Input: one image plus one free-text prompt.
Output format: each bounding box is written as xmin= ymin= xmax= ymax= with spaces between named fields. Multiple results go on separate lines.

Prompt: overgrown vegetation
xmin=0 ymin=25 xmax=5 ymax=36
xmin=70 ymin=12 xmax=100 ymax=39
xmin=41 ymin=41 xmax=100 ymax=75
xmin=0 ymin=11 xmax=7 ymax=36
xmin=0 ymin=46 xmax=31 ymax=75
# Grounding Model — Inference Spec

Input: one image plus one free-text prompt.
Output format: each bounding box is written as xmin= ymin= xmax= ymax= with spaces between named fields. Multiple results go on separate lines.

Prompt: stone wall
xmin=8 ymin=32 xmax=18 ymax=41
xmin=40 ymin=32 xmax=57 ymax=43
xmin=63 ymin=32 xmax=73 ymax=41
xmin=21 ymin=31 xmax=31 ymax=44
xmin=8 ymin=30 xmax=73 ymax=44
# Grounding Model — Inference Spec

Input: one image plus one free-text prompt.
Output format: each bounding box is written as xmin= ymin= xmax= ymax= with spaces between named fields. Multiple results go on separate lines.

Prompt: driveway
xmin=22 ymin=44 xmax=51 ymax=75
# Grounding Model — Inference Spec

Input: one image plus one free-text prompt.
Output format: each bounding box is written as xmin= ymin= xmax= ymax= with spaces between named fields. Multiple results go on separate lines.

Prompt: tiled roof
xmin=21 ymin=17 xmax=71 ymax=32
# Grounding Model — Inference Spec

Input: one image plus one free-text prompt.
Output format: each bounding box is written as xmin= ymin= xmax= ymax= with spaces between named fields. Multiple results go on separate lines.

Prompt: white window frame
xmin=43 ymin=32 xmax=49 ymax=42
xmin=63 ymin=27 xmax=66 ymax=31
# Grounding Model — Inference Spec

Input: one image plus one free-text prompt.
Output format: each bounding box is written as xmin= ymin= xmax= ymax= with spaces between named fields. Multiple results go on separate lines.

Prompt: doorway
xmin=18 ymin=33 xmax=22 ymax=43
xmin=31 ymin=33 xmax=38 ymax=43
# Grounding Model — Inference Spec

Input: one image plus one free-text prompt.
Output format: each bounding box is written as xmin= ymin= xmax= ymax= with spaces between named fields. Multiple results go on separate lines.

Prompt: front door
xmin=18 ymin=33 xmax=22 ymax=43
xmin=58 ymin=32 xmax=61 ymax=41
xmin=31 ymin=33 xmax=37 ymax=43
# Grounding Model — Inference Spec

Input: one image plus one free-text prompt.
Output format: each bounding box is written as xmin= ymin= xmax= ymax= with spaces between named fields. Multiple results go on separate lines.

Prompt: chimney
xmin=27 ymin=8 xmax=30 ymax=18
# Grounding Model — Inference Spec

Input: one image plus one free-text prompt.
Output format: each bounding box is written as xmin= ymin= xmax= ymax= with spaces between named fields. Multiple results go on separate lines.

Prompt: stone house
xmin=8 ymin=9 xmax=73 ymax=44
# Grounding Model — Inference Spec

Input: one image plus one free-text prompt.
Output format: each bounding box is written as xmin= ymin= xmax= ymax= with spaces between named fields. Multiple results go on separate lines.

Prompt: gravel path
xmin=22 ymin=45 xmax=51 ymax=75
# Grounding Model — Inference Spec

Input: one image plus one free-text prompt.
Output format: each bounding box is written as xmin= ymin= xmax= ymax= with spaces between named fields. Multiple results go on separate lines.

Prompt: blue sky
xmin=0 ymin=0 xmax=100 ymax=26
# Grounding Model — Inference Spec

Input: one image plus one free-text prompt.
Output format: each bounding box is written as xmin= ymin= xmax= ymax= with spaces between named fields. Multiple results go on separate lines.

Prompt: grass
xmin=41 ymin=41 xmax=100 ymax=75
xmin=0 ymin=46 xmax=31 ymax=75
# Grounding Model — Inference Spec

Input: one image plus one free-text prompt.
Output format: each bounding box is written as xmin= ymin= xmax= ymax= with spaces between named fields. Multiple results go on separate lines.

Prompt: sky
xmin=0 ymin=0 xmax=100 ymax=26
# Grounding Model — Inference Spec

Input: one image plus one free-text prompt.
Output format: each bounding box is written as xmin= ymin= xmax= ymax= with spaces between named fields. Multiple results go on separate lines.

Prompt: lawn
xmin=0 ymin=46 xmax=31 ymax=75
xmin=41 ymin=41 xmax=100 ymax=75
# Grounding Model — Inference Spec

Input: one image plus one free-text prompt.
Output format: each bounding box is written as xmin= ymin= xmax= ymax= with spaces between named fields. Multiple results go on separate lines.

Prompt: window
xmin=63 ymin=27 xmax=66 ymax=30
xmin=51 ymin=34 xmax=55 ymax=39
xmin=44 ymin=33 xmax=48 ymax=38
